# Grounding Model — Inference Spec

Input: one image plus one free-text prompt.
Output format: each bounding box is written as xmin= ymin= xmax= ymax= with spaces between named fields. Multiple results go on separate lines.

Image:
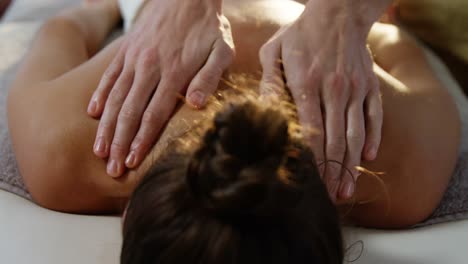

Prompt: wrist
xmin=208 ymin=0 xmax=224 ymax=13
xmin=303 ymin=0 xmax=390 ymax=33
xmin=142 ymin=0 xmax=224 ymax=13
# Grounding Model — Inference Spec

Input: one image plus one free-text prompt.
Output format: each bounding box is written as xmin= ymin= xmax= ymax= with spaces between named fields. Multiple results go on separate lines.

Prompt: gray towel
xmin=415 ymin=47 xmax=468 ymax=226
xmin=0 ymin=23 xmax=40 ymax=201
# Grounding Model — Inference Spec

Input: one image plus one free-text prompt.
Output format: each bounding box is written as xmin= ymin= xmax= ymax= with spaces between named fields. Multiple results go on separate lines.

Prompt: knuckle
xmin=262 ymin=74 xmax=284 ymax=93
xmin=367 ymin=106 xmax=383 ymax=121
xmin=351 ymin=71 xmax=364 ymax=89
xmin=108 ymin=88 xmax=127 ymax=105
xmin=119 ymin=71 xmax=134 ymax=85
xmin=328 ymin=76 xmax=349 ymax=100
xmin=301 ymin=84 xmax=316 ymax=97
xmin=110 ymin=141 xmax=127 ymax=155
xmin=139 ymin=48 xmax=158 ymax=69
xmin=289 ymin=77 xmax=313 ymax=99
xmin=142 ymin=110 xmax=160 ymax=126
xmin=199 ymin=68 xmax=222 ymax=88
xmin=305 ymin=117 xmax=323 ymax=133
xmin=306 ymin=66 xmax=322 ymax=84
xmin=158 ymin=83 xmax=178 ymax=99
xmin=132 ymin=137 xmax=153 ymax=156
xmin=120 ymin=39 xmax=131 ymax=50
xmin=126 ymin=47 xmax=140 ymax=60
xmin=329 ymin=172 xmax=341 ymax=183
xmin=99 ymin=122 xmax=112 ymax=133
xmin=347 ymin=128 xmax=365 ymax=146
xmin=131 ymin=136 xmax=145 ymax=150
xmin=163 ymin=51 xmax=182 ymax=69
xmin=262 ymin=71 xmax=278 ymax=83
xmin=164 ymin=67 xmax=184 ymax=83
xmin=326 ymin=167 xmax=341 ymax=182
xmin=327 ymin=137 xmax=346 ymax=156
xmin=353 ymin=82 xmax=369 ymax=99
xmin=103 ymin=67 xmax=119 ymax=83
xmin=118 ymin=107 xmax=140 ymax=123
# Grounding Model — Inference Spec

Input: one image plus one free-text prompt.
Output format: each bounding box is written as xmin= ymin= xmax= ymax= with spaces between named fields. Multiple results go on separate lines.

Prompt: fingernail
xmin=107 ymin=159 xmax=119 ymax=177
xmin=88 ymin=99 xmax=97 ymax=114
xmin=342 ymin=182 xmax=355 ymax=199
xmin=189 ymin=91 xmax=206 ymax=108
xmin=125 ymin=151 xmax=136 ymax=168
xmin=94 ymin=138 xmax=106 ymax=155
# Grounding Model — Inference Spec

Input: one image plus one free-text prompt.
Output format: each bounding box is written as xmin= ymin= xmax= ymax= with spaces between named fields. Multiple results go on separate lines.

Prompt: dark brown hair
xmin=121 ymin=101 xmax=343 ymax=264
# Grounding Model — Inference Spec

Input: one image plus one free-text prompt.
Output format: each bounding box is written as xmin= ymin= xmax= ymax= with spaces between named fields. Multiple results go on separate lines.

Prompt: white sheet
xmin=2 ymin=189 xmax=468 ymax=264
xmin=0 ymin=191 xmax=121 ymax=264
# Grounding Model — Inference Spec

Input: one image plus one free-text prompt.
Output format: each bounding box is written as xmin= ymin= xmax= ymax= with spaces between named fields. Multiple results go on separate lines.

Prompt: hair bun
xmin=187 ymin=102 xmax=298 ymax=217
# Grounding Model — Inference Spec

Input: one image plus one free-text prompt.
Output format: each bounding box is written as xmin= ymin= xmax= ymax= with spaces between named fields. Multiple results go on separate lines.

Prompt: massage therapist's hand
xmin=87 ymin=0 xmax=235 ymax=177
xmin=260 ymin=0 xmax=390 ymax=202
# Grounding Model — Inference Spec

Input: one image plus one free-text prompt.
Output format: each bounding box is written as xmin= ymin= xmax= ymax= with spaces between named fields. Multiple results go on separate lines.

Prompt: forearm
xmin=135 ymin=0 xmax=224 ymax=26
xmin=120 ymin=0 xmax=224 ymax=31
xmin=303 ymin=0 xmax=392 ymax=29
xmin=143 ymin=0 xmax=224 ymax=13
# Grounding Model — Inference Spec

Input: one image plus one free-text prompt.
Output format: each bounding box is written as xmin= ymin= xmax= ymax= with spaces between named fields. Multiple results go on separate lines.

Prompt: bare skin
xmin=88 ymin=0 xmax=391 ymax=204
xmin=7 ymin=0 xmax=460 ymax=228
xmin=88 ymin=0 xmax=235 ymax=180
xmin=260 ymin=0 xmax=392 ymax=202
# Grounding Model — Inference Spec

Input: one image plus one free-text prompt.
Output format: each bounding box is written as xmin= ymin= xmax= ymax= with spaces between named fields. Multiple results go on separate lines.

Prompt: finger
xmin=186 ymin=40 xmax=234 ymax=108
xmin=322 ymin=73 xmax=349 ymax=202
xmin=93 ymin=64 xmax=135 ymax=161
xmin=296 ymin=94 xmax=325 ymax=176
xmin=339 ymin=99 xmax=365 ymax=200
xmin=288 ymin=71 xmax=325 ymax=178
xmin=363 ymin=75 xmax=382 ymax=161
xmin=109 ymin=54 xmax=161 ymax=172
xmin=286 ymin=60 xmax=325 ymax=174
xmin=88 ymin=45 xmax=126 ymax=117
xmin=127 ymin=76 xmax=180 ymax=170
xmin=259 ymin=40 xmax=285 ymax=99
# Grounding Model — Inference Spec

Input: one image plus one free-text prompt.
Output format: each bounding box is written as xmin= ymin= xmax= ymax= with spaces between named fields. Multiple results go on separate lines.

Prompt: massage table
xmin=3 ymin=189 xmax=468 ymax=264
xmin=1 ymin=1 xmax=468 ymax=263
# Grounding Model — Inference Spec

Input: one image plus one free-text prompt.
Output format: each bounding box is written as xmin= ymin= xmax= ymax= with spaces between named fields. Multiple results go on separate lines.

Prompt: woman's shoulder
xmin=6 ymin=56 xmax=134 ymax=214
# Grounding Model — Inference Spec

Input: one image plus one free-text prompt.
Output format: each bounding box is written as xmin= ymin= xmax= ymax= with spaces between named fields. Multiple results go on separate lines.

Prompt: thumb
xmin=186 ymin=40 xmax=235 ymax=108
xmin=259 ymin=41 xmax=285 ymax=99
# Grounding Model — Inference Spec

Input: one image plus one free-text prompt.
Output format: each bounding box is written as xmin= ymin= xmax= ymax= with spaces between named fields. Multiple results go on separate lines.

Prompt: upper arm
xmin=7 ymin=81 xmax=118 ymax=213
xmin=7 ymin=39 xmax=130 ymax=214
xmin=343 ymin=25 xmax=461 ymax=228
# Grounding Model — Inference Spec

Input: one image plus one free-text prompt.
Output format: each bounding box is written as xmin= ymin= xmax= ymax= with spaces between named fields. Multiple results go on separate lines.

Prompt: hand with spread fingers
xmin=260 ymin=0 xmax=391 ymax=202
xmin=87 ymin=0 xmax=235 ymax=177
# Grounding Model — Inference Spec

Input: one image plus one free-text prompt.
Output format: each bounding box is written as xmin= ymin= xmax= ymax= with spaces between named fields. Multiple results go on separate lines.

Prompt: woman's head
xmin=121 ymin=100 xmax=343 ymax=264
